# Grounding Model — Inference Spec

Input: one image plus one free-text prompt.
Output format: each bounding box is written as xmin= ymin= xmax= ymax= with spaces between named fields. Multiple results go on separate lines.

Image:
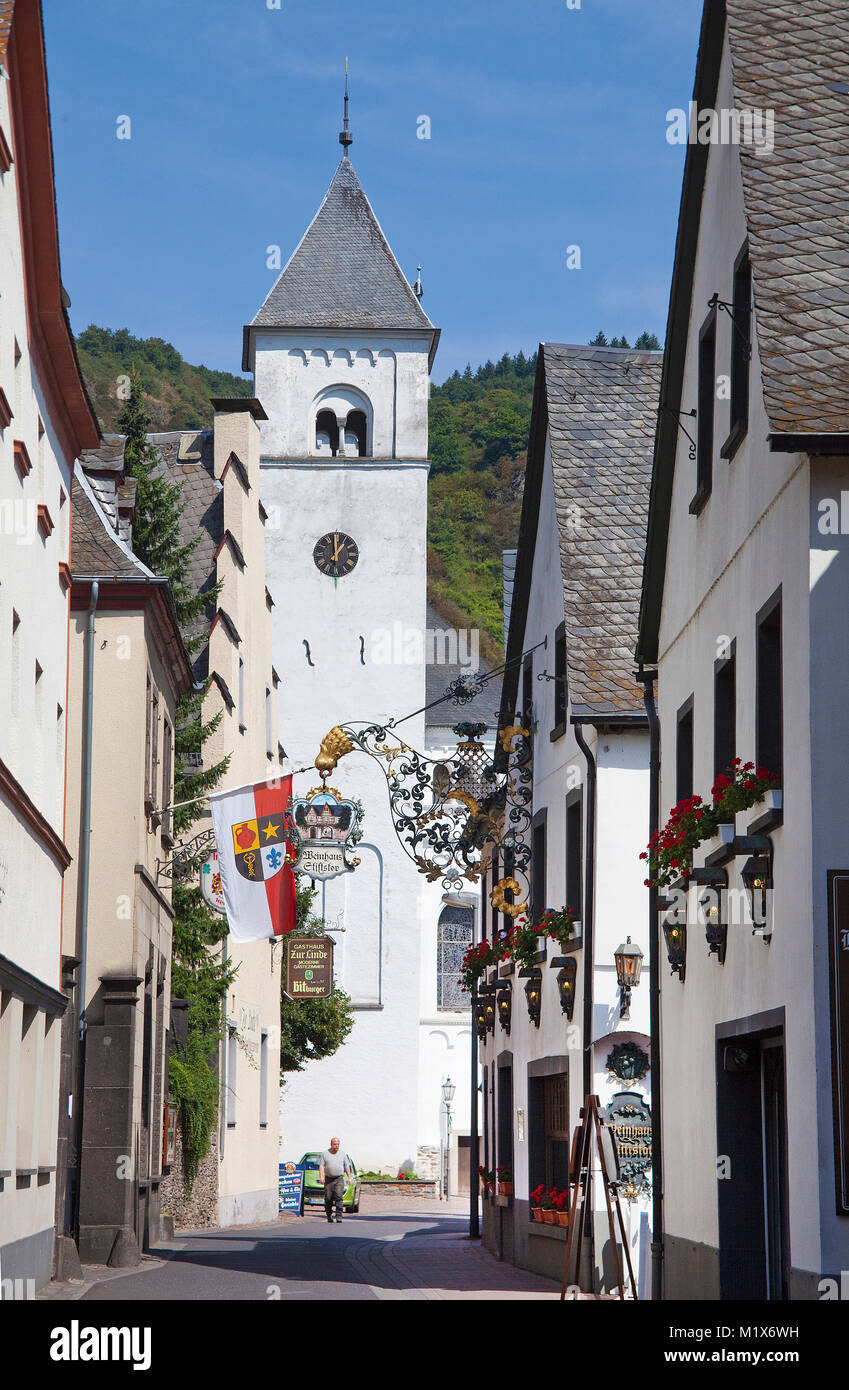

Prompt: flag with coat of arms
xmin=209 ymin=775 xmax=296 ymax=942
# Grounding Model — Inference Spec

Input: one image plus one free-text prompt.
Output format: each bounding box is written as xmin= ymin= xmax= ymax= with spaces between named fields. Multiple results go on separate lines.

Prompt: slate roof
xmin=251 ymin=157 xmax=435 ymax=336
xmin=543 ymin=345 xmax=661 ymax=717
xmin=70 ymin=472 xmax=148 ymax=580
xmin=725 ymin=0 xmax=849 ymax=436
xmin=425 ymin=603 xmax=501 ymax=734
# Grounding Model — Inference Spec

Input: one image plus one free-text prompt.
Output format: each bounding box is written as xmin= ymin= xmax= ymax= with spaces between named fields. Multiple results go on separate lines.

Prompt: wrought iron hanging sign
xmin=289 ymin=786 xmax=361 ymax=881
xmin=310 ymin=717 xmax=534 ymax=905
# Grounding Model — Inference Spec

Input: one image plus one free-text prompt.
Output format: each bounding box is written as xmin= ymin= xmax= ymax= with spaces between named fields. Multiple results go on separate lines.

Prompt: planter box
xmin=702 ymin=822 xmax=736 ymax=867
xmin=748 ymin=789 xmax=783 ymax=835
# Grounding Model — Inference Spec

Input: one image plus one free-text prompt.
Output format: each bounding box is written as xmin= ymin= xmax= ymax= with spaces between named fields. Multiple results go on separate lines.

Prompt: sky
xmin=42 ymin=0 xmax=704 ymax=384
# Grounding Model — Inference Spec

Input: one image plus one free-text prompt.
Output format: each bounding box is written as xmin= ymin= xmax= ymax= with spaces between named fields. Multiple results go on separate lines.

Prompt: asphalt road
xmin=80 ymin=1206 xmax=469 ymax=1302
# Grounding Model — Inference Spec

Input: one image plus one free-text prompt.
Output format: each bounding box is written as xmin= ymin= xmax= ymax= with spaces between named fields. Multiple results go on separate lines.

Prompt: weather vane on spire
xmin=339 ymin=57 xmax=353 ymax=156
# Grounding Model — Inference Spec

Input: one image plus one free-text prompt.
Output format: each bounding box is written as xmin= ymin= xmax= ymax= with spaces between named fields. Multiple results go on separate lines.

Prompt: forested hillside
xmin=76 ymin=325 xmax=253 ymax=432
xmin=74 ymin=327 xmax=659 ymax=663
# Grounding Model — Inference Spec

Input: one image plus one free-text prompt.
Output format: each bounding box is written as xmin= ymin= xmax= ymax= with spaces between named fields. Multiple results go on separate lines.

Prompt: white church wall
xmin=254 ymin=331 xmax=431 ymax=461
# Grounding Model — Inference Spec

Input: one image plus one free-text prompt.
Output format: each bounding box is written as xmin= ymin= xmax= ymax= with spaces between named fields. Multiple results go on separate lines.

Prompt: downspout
xmin=572 ymin=720 xmax=596 ymax=1284
xmin=77 ymin=581 xmax=99 ymax=1038
xmin=71 ymin=580 xmax=98 ymax=1242
xmin=638 ymin=665 xmax=663 ymax=1302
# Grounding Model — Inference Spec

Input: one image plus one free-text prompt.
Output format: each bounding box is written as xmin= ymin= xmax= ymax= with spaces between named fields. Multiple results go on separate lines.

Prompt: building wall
xmin=61 ymin=600 xmax=179 ymax=1262
xmin=261 ymin=322 xmax=437 ymax=1173
xmin=254 ymin=331 xmax=431 ymax=461
xmin=654 ymin=35 xmax=832 ymax=1295
xmin=0 ymin=57 xmax=73 ymax=1292
xmin=479 ymin=436 xmax=652 ymax=1290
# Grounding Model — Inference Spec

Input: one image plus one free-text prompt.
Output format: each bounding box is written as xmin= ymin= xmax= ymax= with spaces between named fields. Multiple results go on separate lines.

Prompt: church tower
xmin=244 ymin=119 xmax=448 ymax=1172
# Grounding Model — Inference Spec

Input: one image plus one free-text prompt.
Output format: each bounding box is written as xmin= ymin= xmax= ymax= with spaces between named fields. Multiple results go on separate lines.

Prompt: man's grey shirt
xmin=321 ymin=1149 xmax=348 ymax=1179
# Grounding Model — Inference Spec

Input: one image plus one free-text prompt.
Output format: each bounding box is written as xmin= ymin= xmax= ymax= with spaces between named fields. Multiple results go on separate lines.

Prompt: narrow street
xmin=39 ymin=1200 xmax=560 ymax=1302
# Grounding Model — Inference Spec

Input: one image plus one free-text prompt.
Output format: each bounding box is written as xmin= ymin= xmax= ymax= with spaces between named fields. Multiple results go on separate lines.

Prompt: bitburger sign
xmin=285 ymin=936 xmax=335 ymax=999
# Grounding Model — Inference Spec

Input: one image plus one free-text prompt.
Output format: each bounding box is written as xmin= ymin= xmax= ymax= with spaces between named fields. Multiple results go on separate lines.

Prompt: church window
xmin=345 ymin=409 xmax=368 ymax=457
xmin=315 ymin=409 xmax=339 ymax=457
xmin=437 ymin=906 xmax=473 ymax=1010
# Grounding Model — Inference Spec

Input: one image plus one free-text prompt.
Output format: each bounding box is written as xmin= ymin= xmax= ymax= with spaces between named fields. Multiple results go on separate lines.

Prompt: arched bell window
xmin=344 ymin=409 xmax=368 ymax=458
xmin=315 ymin=409 xmax=339 ymax=457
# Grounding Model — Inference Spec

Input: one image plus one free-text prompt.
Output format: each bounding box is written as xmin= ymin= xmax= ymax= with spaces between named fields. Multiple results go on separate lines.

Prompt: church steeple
xmin=339 ymin=58 xmax=353 ymax=157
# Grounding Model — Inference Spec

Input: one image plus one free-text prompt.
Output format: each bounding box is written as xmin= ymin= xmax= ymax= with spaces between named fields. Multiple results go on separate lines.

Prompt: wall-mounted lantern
xmin=556 ymin=957 xmax=578 ymax=1019
xmin=741 ymin=849 xmax=773 ymax=940
xmin=474 ymin=995 xmax=488 ymax=1042
xmin=522 ymin=969 xmax=542 ymax=1027
xmin=496 ymin=984 xmax=512 ymax=1034
xmin=661 ymin=908 xmax=687 ymax=981
xmin=613 ymin=937 xmax=644 ymax=1019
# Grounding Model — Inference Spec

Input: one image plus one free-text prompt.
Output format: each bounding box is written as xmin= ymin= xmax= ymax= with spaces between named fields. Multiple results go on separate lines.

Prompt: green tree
xmin=589 ymin=330 xmax=609 ymax=346
xmin=634 ymin=330 xmax=662 ymax=350
xmin=280 ymin=879 xmax=354 ymax=1073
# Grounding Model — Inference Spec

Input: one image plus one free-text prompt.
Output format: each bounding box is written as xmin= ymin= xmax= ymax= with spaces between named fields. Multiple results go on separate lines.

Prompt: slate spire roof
xmin=250 ymin=156 xmax=435 ymax=337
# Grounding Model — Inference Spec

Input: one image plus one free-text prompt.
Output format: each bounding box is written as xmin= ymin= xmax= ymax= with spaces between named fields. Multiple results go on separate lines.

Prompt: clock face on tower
xmin=313 ymin=531 xmax=359 ymax=578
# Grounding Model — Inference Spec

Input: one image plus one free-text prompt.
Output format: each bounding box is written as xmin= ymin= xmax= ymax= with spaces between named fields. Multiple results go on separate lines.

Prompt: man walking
xmin=319 ymin=1138 xmax=352 ymax=1223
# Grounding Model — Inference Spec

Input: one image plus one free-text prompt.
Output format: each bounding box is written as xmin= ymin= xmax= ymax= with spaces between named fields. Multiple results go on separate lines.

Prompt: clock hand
xmin=332 ymin=534 xmax=341 ymax=562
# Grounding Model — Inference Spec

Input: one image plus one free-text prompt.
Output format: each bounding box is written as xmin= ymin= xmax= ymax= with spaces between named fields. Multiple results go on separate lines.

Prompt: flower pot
xmin=532 ymin=1207 xmax=543 ymax=1223
xmin=557 ymin=1211 xmax=569 ymax=1227
xmin=543 ymin=1209 xmax=557 ymax=1225
xmin=498 ymin=1181 xmax=513 ymax=1196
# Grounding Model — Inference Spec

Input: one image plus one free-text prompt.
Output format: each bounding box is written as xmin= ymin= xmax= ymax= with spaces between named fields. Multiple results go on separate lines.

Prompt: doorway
xmin=716 ymin=1020 xmax=790 ymax=1299
xmin=457 ymin=1135 xmax=471 ymax=1194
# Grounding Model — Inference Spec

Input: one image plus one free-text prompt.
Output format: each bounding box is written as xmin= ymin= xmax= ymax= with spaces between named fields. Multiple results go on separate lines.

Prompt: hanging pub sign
xmin=286 ymin=935 xmax=335 ymax=999
xmin=290 ymin=786 xmax=361 ymax=881
xmin=827 ymin=870 xmax=849 ymax=1215
xmin=201 ymin=848 xmax=227 ymax=916
xmin=604 ymin=1091 xmax=653 ymax=1196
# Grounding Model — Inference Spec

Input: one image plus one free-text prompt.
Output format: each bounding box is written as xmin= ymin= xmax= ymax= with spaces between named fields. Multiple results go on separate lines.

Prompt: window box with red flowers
xmin=496 ymin=1165 xmax=513 ymax=1196
xmin=642 ymin=761 xmax=780 ymax=889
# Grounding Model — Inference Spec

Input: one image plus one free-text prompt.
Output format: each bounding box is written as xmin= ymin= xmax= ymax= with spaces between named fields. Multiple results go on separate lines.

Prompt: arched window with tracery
xmin=437 ymin=905 xmax=473 ymax=1011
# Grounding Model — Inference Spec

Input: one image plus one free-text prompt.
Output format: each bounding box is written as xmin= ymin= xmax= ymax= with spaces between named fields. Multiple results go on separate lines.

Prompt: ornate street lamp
xmin=614 ymin=937 xmax=644 ymax=1019
xmin=441 ymin=1076 xmax=456 ymax=1200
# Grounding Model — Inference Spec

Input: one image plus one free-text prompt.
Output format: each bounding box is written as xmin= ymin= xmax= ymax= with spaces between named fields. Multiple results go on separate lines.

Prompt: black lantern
xmin=613 ymin=937 xmax=644 ymax=1019
xmin=557 ymin=958 xmax=577 ymax=1019
xmin=496 ymin=984 xmax=512 ymax=1034
xmin=524 ymin=971 xmax=542 ymax=1027
xmin=485 ymin=997 xmax=496 ymax=1035
xmin=662 ymin=912 xmax=686 ymax=981
xmin=741 ymin=851 xmax=772 ymax=939
xmin=474 ymin=996 xmax=488 ymax=1042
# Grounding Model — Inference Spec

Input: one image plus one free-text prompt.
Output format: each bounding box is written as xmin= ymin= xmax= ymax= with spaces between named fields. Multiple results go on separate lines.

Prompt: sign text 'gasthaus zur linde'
xmin=285 ymin=936 xmax=335 ymax=999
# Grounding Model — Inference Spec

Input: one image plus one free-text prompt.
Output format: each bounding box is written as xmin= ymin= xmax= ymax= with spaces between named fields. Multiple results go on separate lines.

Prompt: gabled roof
xmin=70 ymin=469 xmax=151 ymax=581
xmin=726 ymin=0 xmax=849 ymax=438
xmin=638 ymin=0 xmax=849 ymax=663
xmin=501 ymin=345 xmax=661 ymax=728
xmin=245 ymin=156 xmax=438 ymax=366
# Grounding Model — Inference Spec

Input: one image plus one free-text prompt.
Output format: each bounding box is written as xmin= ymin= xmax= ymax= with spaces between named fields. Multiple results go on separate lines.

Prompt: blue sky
xmin=43 ymin=0 xmax=703 ymax=383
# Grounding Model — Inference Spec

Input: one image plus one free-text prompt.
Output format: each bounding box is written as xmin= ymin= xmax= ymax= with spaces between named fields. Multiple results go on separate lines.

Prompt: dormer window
xmin=315 ymin=409 xmax=339 ymax=457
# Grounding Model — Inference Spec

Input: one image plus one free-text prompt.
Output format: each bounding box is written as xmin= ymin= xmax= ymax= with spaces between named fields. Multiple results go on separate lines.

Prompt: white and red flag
xmin=209 ymin=776 xmax=296 ymax=942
